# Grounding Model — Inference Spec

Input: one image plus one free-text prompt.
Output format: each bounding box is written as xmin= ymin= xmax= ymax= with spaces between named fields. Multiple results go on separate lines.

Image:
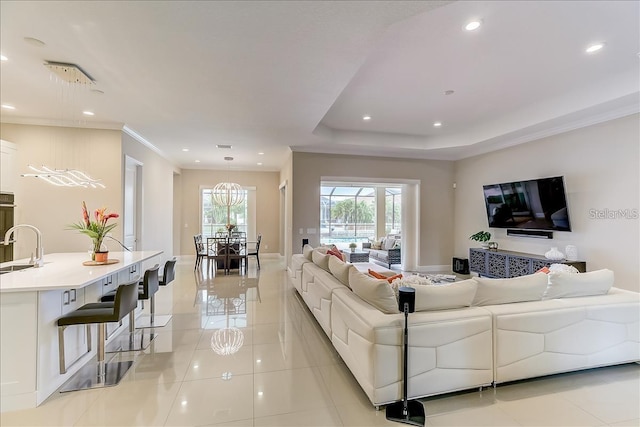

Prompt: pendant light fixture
xmin=20 ymin=61 xmax=105 ymax=188
xmin=212 ymin=157 xmax=245 ymax=226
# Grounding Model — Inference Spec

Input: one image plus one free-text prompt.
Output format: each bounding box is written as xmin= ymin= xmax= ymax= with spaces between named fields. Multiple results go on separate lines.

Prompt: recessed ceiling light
xmin=195 ymin=160 xmax=201 ymax=163
xmin=258 ymin=152 xmax=264 ymax=155
xmin=182 ymin=148 xmax=189 ymax=152
xmin=216 ymin=144 xmax=232 ymax=149
xmin=23 ymin=37 xmax=45 ymax=47
xmin=82 ymin=111 xmax=94 ymax=116
xmin=433 ymin=122 xmax=442 ymax=127
xmin=257 ymin=162 xmax=263 ymax=166
xmin=0 ymin=55 xmax=7 ymax=61
xmin=585 ymin=43 xmax=605 ymax=54
xmin=362 ymin=115 xmax=371 ymax=121
xmin=444 ymin=90 xmax=455 ymax=96
xmin=465 ymin=20 xmax=482 ymax=31
xmin=1 ymin=104 xmax=15 ymax=110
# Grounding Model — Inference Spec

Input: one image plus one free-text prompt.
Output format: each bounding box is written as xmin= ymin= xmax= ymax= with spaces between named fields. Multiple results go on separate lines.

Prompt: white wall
xmin=454 ymin=114 xmax=640 ymax=291
xmin=121 ymin=132 xmax=175 ymax=265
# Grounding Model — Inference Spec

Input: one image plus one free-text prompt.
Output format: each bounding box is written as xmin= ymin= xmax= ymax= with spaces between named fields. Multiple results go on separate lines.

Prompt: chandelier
xmin=21 ymin=62 xmax=105 ymax=188
xmin=21 ymin=165 xmax=105 ymax=188
xmin=212 ymin=181 xmax=245 ymax=206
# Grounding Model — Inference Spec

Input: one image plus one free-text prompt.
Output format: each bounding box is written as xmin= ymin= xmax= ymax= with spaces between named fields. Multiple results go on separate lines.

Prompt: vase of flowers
xmin=69 ymin=201 xmax=119 ymax=262
xmin=225 ymin=223 xmax=236 ymax=237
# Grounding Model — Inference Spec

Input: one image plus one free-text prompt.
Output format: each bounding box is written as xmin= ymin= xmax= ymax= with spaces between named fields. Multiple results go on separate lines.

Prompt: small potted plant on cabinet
xmin=348 ymin=242 xmax=358 ymax=252
xmin=469 ymin=231 xmax=491 ymax=249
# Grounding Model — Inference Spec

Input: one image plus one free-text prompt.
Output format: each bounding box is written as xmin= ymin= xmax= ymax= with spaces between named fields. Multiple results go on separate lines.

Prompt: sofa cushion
xmin=544 ymin=269 xmax=614 ymax=299
xmin=473 ymin=273 xmax=548 ymax=306
xmin=348 ymin=269 xmax=399 ymax=314
xmin=328 ymin=255 xmax=354 ymax=288
xmin=302 ymin=244 xmax=314 ymax=261
xmin=413 ymin=279 xmax=478 ymax=311
xmin=312 ymin=249 xmax=331 ymax=272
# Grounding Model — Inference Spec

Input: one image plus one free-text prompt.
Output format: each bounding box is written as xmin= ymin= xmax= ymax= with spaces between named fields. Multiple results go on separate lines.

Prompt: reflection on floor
xmin=1 ymin=256 xmax=638 ymax=426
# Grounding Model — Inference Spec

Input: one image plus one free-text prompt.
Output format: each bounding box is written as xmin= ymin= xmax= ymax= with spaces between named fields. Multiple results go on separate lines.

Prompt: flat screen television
xmin=482 ymin=176 xmax=571 ymax=231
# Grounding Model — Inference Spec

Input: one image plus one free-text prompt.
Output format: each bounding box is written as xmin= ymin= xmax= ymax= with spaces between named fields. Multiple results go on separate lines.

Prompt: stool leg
xmin=150 ymin=295 xmax=155 ymax=326
xmin=97 ymin=323 xmax=106 ymax=381
xmin=58 ymin=325 xmax=67 ymax=374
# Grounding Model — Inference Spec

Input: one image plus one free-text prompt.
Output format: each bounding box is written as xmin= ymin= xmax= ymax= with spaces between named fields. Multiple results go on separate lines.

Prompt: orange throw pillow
xmin=368 ymin=269 xmax=387 ymax=279
xmin=386 ymin=273 xmax=403 ymax=283
xmin=536 ymin=266 xmax=550 ymax=274
xmin=368 ymin=269 xmax=403 ymax=283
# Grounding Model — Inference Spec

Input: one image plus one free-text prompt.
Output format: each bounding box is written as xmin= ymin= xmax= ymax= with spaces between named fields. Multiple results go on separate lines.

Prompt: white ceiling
xmin=1 ymin=1 xmax=638 ymax=171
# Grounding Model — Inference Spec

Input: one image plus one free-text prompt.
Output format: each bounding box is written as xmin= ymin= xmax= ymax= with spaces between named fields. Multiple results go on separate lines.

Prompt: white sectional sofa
xmin=287 ymin=246 xmax=640 ymax=408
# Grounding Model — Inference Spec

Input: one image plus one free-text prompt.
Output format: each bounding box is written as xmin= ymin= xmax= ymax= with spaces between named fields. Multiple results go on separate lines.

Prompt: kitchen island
xmin=0 ymin=251 xmax=162 ymax=412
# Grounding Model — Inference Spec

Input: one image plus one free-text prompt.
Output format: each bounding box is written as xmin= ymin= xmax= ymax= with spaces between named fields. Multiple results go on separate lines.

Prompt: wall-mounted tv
xmin=483 ymin=176 xmax=571 ymax=231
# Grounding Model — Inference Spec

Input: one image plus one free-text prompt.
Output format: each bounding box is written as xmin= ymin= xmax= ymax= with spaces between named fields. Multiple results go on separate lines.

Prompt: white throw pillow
xmin=348 ymin=269 xmax=399 ymax=314
xmin=384 ymin=238 xmax=397 ymax=250
xmin=311 ymin=250 xmax=331 ymax=272
xmin=412 ymin=279 xmax=478 ymax=311
xmin=548 ymin=263 xmax=579 ymax=274
xmin=328 ymin=255 xmax=354 ymax=288
xmin=544 ymin=269 xmax=614 ymax=299
xmin=473 ymin=273 xmax=548 ymax=306
xmin=302 ymin=244 xmax=314 ymax=261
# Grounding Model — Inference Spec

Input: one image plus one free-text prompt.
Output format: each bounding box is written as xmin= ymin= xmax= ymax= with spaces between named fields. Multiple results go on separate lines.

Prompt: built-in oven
xmin=0 ymin=193 xmax=15 ymax=262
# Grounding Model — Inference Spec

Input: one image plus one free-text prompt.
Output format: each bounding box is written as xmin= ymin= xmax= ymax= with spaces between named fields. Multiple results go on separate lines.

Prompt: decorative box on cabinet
xmin=469 ymin=248 xmax=586 ymax=278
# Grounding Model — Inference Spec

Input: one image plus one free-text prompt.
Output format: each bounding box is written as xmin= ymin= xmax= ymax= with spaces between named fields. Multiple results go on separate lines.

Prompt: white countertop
xmin=0 ymin=251 xmax=163 ymax=293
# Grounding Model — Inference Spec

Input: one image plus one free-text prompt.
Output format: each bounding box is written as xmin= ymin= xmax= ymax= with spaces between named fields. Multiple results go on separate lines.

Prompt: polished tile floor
xmin=1 ymin=256 xmax=638 ymax=426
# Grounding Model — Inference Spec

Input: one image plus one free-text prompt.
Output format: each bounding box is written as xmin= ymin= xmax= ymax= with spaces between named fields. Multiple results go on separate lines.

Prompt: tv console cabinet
xmin=469 ymin=248 xmax=586 ymax=278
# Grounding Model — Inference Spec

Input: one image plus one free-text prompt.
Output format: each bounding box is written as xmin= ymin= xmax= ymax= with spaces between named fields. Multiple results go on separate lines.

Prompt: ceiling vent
xmin=44 ymin=61 xmax=95 ymax=84
xmin=216 ymin=144 xmax=232 ymax=149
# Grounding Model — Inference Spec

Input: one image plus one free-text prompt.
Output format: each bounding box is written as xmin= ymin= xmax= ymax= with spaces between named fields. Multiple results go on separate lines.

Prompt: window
xmin=201 ymin=188 xmax=248 ymax=237
xmin=320 ymin=183 xmax=401 ymax=245
xmin=385 ymin=187 xmax=402 ymax=234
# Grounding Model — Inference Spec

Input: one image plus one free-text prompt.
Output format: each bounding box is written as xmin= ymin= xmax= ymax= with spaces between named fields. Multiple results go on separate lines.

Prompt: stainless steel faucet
xmin=3 ymin=224 xmax=44 ymax=267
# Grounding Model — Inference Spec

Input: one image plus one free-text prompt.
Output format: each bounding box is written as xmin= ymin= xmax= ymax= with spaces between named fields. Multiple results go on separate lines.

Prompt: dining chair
xmin=194 ymin=234 xmax=207 ymax=270
xmin=226 ymin=236 xmax=247 ymax=274
xmin=207 ymin=236 xmax=229 ymax=275
xmin=246 ymin=234 xmax=262 ymax=270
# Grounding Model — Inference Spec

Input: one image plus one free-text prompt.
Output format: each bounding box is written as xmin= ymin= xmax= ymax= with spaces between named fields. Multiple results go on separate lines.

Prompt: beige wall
xmin=178 ymin=168 xmax=281 ymax=255
xmin=453 ymin=114 xmax=640 ymax=292
xmin=291 ymin=152 xmax=455 ymax=269
xmin=0 ymin=123 xmax=122 ymax=259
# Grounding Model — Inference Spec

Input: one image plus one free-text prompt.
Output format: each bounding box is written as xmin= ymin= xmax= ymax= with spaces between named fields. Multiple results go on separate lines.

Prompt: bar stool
xmin=56 ymin=280 xmax=138 ymax=391
xmin=102 ymin=264 xmax=165 ymax=328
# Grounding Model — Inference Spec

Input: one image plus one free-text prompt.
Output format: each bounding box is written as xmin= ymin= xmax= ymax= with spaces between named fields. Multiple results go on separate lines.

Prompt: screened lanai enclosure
xmin=320 ymin=184 xmax=402 ymax=246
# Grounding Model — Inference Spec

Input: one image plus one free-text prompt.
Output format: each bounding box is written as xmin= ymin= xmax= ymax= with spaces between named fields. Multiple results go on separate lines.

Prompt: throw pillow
xmin=326 ymin=248 xmax=344 ymax=262
xmin=472 ymin=273 xmax=548 ymax=306
xmin=548 ymin=263 xmax=579 ymax=274
xmin=371 ymin=242 xmax=382 ymax=250
xmin=311 ymin=249 xmax=331 ymax=272
xmin=349 ymin=269 xmax=399 ymax=314
xmin=384 ymin=238 xmax=397 ymax=250
xmin=544 ymin=269 xmax=614 ymax=299
xmin=328 ymin=255 xmax=354 ymax=288
xmin=302 ymin=244 xmax=314 ymax=261
xmin=536 ymin=266 xmax=550 ymax=274
xmin=411 ymin=279 xmax=478 ymax=311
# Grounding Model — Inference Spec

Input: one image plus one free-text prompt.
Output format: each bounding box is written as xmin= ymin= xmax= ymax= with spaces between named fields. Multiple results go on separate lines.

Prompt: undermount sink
xmin=0 ymin=264 xmax=35 ymax=274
